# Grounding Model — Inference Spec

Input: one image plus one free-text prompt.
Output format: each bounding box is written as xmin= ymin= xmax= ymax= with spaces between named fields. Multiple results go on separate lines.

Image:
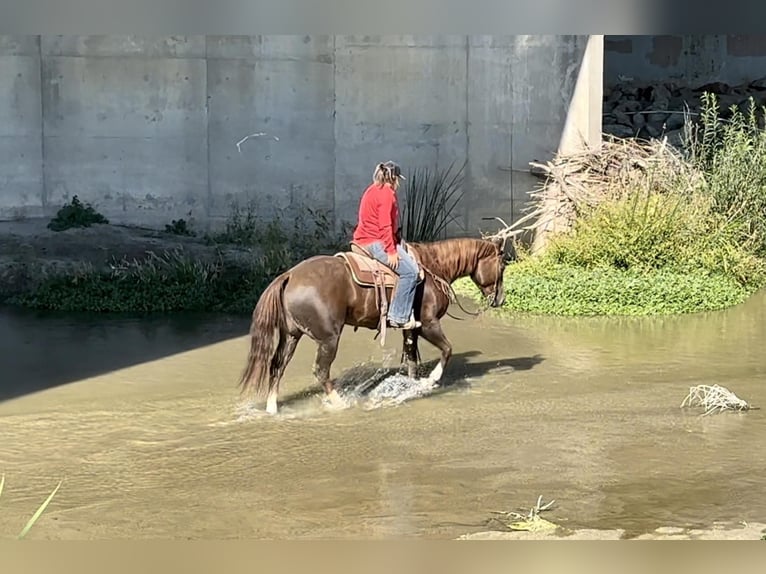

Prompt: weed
xmin=401 ymin=161 xmax=466 ymax=242
xmin=47 ymin=196 xmax=109 ymax=232
xmin=0 ymin=474 xmax=62 ymax=539
xmin=164 ymin=218 xmax=195 ymax=237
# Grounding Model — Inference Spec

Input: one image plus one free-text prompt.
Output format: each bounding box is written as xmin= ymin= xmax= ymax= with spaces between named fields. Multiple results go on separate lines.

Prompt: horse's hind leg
xmin=313 ymin=333 xmax=345 ymax=410
xmin=266 ymin=331 xmax=301 ymax=415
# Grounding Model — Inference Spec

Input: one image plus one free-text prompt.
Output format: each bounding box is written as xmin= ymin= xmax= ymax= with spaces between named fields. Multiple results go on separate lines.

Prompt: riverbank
xmin=0 ymin=208 xmax=350 ymax=314
xmin=458 ymin=521 xmax=766 ymax=540
xmin=0 ymin=219 xmax=268 ymax=313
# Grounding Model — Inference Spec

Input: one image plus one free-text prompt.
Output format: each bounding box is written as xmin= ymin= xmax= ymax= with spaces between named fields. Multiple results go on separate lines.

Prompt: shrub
xmin=455 ymin=92 xmax=766 ymax=318
xmin=401 ymin=161 xmax=466 ymax=242
xmin=47 ymin=195 xmax=109 ymax=232
xmin=545 ymin=187 xmax=766 ymax=288
xmin=685 ymin=92 xmax=766 ymax=256
xmin=207 ymin=201 xmax=349 ymax=257
xmin=14 ymin=199 xmax=352 ymax=315
xmin=164 ymin=218 xmax=195 ymax=236
xmin=12 ymin=249 xmax=290 ymax=315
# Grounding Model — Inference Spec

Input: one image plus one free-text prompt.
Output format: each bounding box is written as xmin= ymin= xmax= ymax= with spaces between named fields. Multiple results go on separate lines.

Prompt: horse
xmin=237 ymin=235 xmax=514 ymax=415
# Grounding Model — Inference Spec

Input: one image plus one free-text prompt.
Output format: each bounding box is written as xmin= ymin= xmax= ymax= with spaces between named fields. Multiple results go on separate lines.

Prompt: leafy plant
xmin=12 ymin=197 xmax=354 ymax=315
xmin=453 ymin=259 xmax=753 ymax=317
xmin=401 ymin=160 xmax=466 ymax=242
xmin=207 ymin=201 xmax=348 ymax=257
xmin=545 ymin=186 xmax=765 ymax=288
xmin=0 ymin=474 xmax=63 ymax=539
xmin=452 ymin=93 xmax=766 ymax=318
xmin=684 ymin=92 xmax=766 ymax=256
xmin=164 ymin=218 xmax=195 ymax=236
xmin=47 ymin=195 xmax=109 ymax=232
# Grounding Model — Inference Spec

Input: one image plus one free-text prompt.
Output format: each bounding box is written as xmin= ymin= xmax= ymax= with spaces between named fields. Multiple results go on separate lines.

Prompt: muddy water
xmin=0 ymin=291 xmax=765 ymax=540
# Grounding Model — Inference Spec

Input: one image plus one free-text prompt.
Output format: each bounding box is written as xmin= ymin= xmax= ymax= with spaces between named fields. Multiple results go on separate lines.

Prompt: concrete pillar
xmin=531 ymin=34 xmax=603 ymax=254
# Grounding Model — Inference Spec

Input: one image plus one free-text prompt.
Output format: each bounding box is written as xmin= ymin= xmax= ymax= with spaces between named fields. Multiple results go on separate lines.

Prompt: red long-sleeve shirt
xmin=352 ymin=182 xmax=399 ymax=255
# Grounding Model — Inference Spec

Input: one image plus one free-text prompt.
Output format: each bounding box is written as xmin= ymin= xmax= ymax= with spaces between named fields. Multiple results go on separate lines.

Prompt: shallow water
xmin=0 ymin=291 xmax=764 ymax=539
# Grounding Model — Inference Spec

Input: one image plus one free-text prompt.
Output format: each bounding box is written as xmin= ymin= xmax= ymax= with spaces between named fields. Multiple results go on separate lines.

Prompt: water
xmin=0 ymin=291 xmax=764 ymax=539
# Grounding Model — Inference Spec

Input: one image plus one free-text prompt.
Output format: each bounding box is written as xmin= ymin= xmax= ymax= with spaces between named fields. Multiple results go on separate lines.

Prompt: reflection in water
xmin=0 ymin=290 xmax=765 ymax=539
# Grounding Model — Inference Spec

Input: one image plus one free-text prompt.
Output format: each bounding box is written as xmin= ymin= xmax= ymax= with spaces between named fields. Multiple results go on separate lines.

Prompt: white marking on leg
xmin=428 ymin=361 xmax=444 ymax=384
xmin=266 ymin=390 xmax=278 ymax=415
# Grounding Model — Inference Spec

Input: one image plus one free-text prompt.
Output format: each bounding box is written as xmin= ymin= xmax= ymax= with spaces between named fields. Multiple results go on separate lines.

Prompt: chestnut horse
xmin=237 ymin=235 xmax=512 ymax=414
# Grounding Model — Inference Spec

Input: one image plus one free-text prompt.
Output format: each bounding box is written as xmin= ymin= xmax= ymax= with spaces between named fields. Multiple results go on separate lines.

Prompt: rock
xmin=603 ymin=124 xmax=635 ymax=138
xmin=620 ymin=85 xmax=639 ymax=98
xmin=695 ymin=81 xmax=731 ymax=94
xmin=664 ymin=128 xmax=685 ymax=148
xmin=665 ymin=112 xmax=686 ymax=131
xmin=614 ymin=110 xmax=633 ymax=126
xmin=718 ymin=93 xmax=743 ymax=111
xmin=651 ymin=84 xmax=673 ymax=103
xmin=602 ymin=100 xmax=618 ymax=115
xmin=602 ymin=113 xmax=618 ymax=125
xmin=749 ymin=77 xmax=766 ymax=90
xmin=633 ymin=112 xmax=646 ymax=130
xmin=615 ymin=100 xmax=643 ymax=113
xmin=669 ymin=96 xmax=691 ymax=112
xmin=648 ymin=111 xmax=669 ymax=126
xmin=645 ymin=124 xmax=661 ymax=138
xmin=606 ymin=87 xmax=624 ymax=103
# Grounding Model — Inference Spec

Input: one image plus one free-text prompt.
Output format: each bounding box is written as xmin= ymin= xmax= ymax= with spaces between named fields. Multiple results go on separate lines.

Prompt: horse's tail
xmin=237 ymin=271 xmax=290 ymax=398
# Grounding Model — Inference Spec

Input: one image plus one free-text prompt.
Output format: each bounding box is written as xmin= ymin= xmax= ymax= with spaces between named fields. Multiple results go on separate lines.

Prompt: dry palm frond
xmin=486 ymin=135 xmax=707 ymax=242
xmin=487 ymin=496 xmax=558 ymax=532
xmin=681 ymin=384 xmax=752 ymax=416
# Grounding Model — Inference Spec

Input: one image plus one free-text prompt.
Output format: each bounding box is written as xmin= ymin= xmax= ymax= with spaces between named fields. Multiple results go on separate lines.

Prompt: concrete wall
xmin=605 ymin=35 xmax=766 ymax=87
xmin=0 ymin=35 xmax=601 ymax=236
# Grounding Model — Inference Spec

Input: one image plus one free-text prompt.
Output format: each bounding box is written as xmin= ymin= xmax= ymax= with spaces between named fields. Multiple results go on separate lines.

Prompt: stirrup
xmin=388 ymin=317 xmax=421 ymax=330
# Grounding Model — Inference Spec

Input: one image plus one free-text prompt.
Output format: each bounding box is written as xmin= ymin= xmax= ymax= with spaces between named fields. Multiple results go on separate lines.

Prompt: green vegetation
xmin=0 ymin=474 xmax=62 ymax=539
xmin=401 ymin=161 xmax=466 ymax=242
xmin=456 ymin=93 xmax=766 ymax=317
xmin=454 ymin=259 xmax=754 ymax=317
xmin=14 ymin=201 xmax=350 ymax=315
xmin=12 ymin=103 xmax=766 ymax=319
xmin=164 ymin=218 xmax=195 ymax=236
xmin=47 ymin=195 xmax=109 ymax=232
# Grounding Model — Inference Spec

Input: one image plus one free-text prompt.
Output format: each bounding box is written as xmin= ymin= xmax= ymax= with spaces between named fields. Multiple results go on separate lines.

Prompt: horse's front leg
xmin=418 ymin=319 xmax=452 ymax=386
xmin=401 ymin=329 xmax=420 ymax=379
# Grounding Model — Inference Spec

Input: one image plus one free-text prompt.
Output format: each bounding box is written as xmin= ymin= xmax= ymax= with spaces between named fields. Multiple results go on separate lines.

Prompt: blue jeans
xmin=365 ymin=241 xmax=419 ymax=324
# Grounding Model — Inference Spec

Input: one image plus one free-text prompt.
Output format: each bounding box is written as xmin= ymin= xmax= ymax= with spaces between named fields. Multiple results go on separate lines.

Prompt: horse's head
xmin=470 ymin=236 xmax=515 ymax=308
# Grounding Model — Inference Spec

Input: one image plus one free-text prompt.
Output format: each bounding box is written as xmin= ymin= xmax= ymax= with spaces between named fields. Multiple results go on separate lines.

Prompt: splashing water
xmin=222 ymin=358 xmax=450 ymax=423
xmin=333 ymin=364 xmax=442 ymax=410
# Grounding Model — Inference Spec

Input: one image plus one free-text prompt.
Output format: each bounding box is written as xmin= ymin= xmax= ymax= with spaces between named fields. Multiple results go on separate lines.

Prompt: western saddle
xmin=334 ymin=241 xmax=425 ymax=345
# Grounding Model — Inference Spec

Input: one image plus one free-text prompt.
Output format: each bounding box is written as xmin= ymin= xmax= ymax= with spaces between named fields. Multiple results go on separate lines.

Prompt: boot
xmin=388 ymin=312 xmax=421 ymax=330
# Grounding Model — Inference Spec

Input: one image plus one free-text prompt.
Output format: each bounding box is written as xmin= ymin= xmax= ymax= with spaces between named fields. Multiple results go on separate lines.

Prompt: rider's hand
xmin=387 ymin=251 xmax=399 ymax=269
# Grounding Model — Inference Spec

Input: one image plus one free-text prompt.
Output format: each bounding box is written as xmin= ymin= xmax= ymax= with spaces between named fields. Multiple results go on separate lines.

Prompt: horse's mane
xmin=409 ymin=237 xmax=497 ymax=282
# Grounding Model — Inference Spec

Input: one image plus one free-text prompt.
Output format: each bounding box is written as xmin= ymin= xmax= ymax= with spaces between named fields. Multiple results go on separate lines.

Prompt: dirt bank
xmin=0 ymin=219 xmax=257 ymax=301
xmin=458 ymin=521 xmax=766 ymax=540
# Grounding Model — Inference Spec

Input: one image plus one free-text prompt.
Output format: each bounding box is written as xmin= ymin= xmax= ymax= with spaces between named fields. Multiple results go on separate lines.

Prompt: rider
xmin=352 ymin=161 xmax=422 ymax=330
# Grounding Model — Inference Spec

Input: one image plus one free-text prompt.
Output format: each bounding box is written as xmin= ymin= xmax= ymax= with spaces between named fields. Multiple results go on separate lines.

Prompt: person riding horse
xmin=351 ymin=161 xmax=422 ymax=330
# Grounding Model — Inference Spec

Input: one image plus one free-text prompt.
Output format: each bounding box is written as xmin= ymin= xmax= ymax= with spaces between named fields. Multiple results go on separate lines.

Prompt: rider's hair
xmin=373 ymin=162 xmax=399 ymax=188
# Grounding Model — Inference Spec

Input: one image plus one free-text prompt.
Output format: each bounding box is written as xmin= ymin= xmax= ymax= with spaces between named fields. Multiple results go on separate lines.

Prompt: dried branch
xmin=681 ymin=384 xmax=752 ymax=416
xmin=513 ymin=135 xmax=707 ymax=243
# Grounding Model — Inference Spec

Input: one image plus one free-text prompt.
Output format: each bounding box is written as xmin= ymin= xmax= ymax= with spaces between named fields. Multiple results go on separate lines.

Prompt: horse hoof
xmin=417 ymin=377 xmax=439 ymax=389
xmin=322 ymin=390 xmax=348 ymax=411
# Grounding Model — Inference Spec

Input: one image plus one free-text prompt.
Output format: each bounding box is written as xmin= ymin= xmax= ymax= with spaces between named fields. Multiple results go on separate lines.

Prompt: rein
xmin=419 ymin=264 xmax=481 ymax=320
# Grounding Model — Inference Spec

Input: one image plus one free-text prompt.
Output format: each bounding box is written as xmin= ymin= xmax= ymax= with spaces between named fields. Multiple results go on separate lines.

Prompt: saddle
xmin=334 ymin=241 xmax=425 ymax=346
